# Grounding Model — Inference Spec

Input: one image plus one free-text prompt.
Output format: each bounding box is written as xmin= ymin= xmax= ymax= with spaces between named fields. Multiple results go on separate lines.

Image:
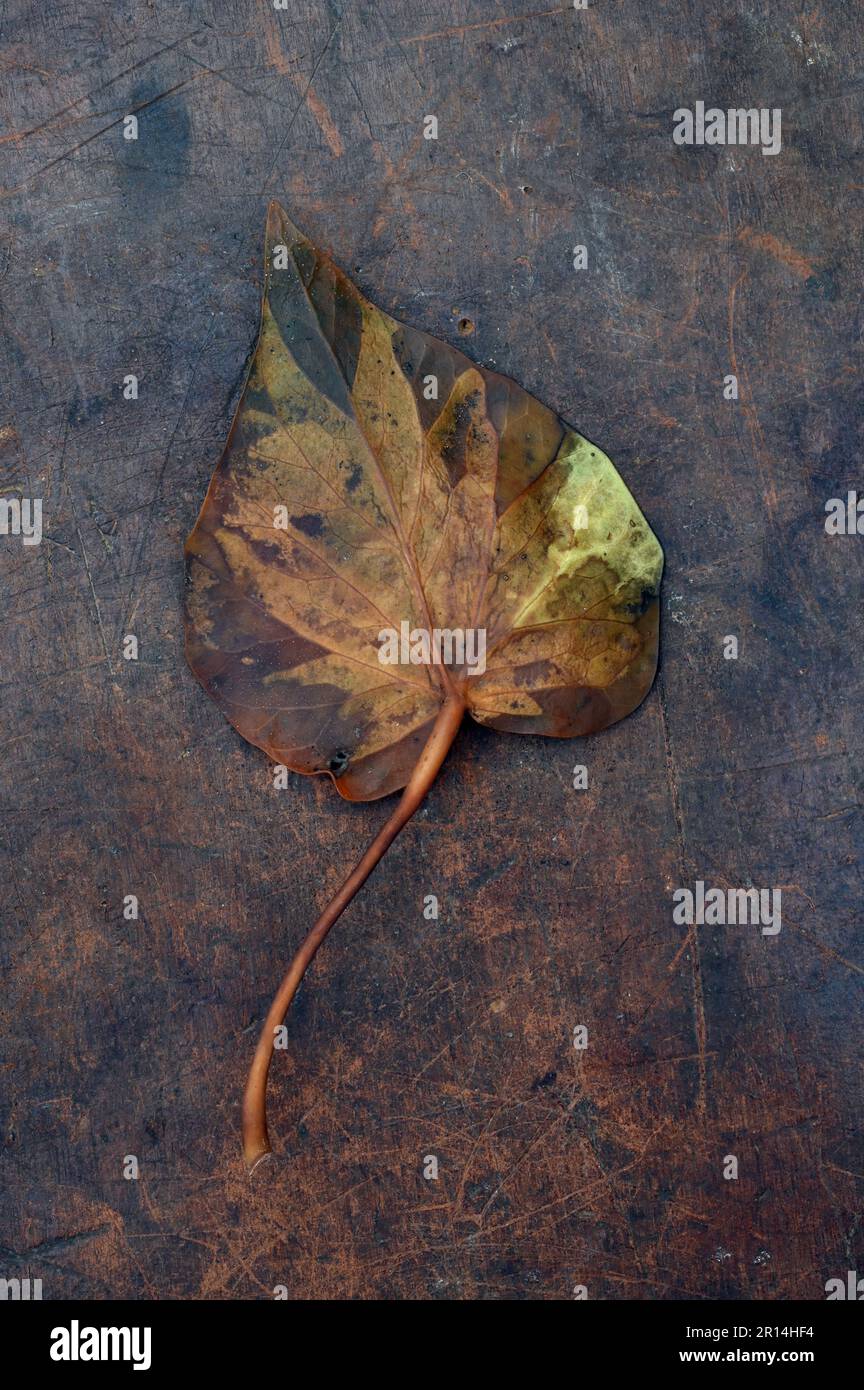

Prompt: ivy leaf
xmin=184 ymin=203 xmax=663 ymax=1169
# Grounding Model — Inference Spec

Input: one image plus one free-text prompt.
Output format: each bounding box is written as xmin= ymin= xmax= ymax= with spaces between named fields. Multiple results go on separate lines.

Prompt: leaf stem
xmin=242 ymin=694 xmax=466 ymax=1172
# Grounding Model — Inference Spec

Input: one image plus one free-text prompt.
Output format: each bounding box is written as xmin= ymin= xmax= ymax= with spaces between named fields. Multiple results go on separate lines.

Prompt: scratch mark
xmin=400 ymin=7 xmax=571 ymax=46
xmin=0 ymin=30 xmax=204 ymax=147
xmin=1 ymin=71 xmax=215 ymax=199
xmin=737 ymin=226 xmax=817 ymax=280
xmin=0 ymin=1224 xmax=111 ymax=1264
xmin=656 ymin=673 xmax=707 ymax=1115
xmin=258 ymin=9 xmax=343 ymax=196
xmin=303 ymin=86 xmax=344 ymax=158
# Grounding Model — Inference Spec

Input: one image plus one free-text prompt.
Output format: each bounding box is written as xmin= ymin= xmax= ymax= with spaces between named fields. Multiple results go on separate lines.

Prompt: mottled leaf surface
xmin=184 ymin=203 xmax=663 ymax=799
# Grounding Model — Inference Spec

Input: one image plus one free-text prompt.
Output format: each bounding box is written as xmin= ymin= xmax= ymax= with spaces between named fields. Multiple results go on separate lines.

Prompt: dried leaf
xmin=183 ymin=203 xmax=663 ymax=1168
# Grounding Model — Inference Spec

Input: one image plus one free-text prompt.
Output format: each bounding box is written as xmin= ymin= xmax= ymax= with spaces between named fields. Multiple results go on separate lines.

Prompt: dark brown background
xmin=1 ymin=0 xmax=862 ymax=1301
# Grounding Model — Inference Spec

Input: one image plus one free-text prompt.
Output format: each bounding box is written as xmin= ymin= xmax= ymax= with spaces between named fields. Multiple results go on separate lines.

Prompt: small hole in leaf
xmin=328 ymin=750 xmax=351 ymax=775
xmin=458 ymin=318 xmax=475 ymax=336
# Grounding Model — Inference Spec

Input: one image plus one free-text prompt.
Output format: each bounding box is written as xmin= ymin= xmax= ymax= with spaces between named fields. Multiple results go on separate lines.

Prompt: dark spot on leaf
xmin=291 ymin=513 xmax=324 ymax=537
xmin=624 ymin=586 xmax=656 ymax=618
xmin=328 ymin=749 xmax=351 ymax=775
xmin=344 ymin=463 xmax=363 ymax=493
